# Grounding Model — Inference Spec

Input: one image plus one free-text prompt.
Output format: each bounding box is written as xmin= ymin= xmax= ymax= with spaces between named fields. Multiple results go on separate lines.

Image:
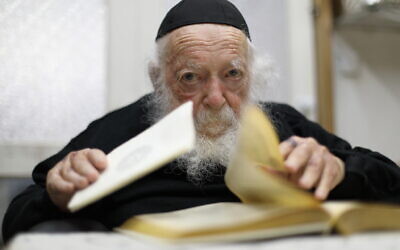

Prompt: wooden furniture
xmin=313 ymin=0 xmax=335 ymax=133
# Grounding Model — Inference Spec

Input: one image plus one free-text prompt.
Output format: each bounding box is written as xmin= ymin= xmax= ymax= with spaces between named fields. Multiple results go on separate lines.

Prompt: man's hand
xmin=279 ymin=136 xmax=345 ymax=200
xmin=46 ymin=148 xmax=107 ymax=211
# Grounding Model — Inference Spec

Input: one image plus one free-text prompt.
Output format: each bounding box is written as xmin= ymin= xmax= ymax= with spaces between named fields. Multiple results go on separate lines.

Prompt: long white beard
xmin=177 ymin=105 xmax=239 ymax=185
xmin=147 ymin=81 xmax=240 ymax=185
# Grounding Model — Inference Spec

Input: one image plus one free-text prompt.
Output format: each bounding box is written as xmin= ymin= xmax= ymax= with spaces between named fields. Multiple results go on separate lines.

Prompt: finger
xmin=288 ymin=169 xmax=304 ymax=184
xmin=298 ymin=153 xmax=324 ymax=189
xmin=71 ymin=151 xmax=100 ymax=183
xmin=279 ymin=136 xmax=299 ymax=159
xmin=285 ymin=141 xmax=314 ymax=174
xmin=60 ymin=156 xmax=89 ymax=189
xmin=86 ymin=149 xmax=108 ymax=171
xmin=314 ymin=158 xmax=339 ymax=200
xmin=47 ymin=167 xmax=74 ymax=194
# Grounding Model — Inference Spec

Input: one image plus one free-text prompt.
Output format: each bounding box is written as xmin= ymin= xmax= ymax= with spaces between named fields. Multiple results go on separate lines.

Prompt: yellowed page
xmin=322 ymin=201 xmax=359 ymax=220
xmin=323 ymin=201 xmax=400 ymax=235
xmin=238 ymin=105 xmax=285 ymax=171
xmin=118 ymin=202 xmax=330 ymax=240
xmin=225 ymin=105 xmax=318 ymax=207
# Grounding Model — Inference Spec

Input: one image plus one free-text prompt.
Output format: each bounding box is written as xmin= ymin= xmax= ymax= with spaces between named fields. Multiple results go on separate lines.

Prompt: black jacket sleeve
xmin=269 ymin=103 xmax=400 ymax=202
xmin=2 ymin=121 xmax=108 ymax=242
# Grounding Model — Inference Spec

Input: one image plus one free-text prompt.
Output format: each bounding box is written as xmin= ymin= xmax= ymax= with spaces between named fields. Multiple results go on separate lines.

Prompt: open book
xmin=116 ymin=105 xmax=400 ymax=243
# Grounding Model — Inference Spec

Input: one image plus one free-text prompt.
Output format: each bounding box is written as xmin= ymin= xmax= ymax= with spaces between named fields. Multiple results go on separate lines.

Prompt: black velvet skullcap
xmin=156 ymin=0 xmax=251 ymax=41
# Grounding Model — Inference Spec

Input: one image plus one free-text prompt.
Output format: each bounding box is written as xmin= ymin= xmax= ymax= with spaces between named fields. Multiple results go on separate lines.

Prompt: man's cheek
xmin=167 ymin=83 xmax=197 ymax=104
xmin=225 ymin=93 xmax=245 ymax=113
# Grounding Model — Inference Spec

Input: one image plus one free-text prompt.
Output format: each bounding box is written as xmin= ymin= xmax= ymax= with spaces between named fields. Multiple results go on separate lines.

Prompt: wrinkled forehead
xmin=165 ymin=24 xmax=249 ymax=62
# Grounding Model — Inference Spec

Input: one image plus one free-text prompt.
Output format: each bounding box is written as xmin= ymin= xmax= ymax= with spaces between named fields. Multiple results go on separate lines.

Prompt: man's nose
xmin=203 ymin=77 xmax=226 ymax=110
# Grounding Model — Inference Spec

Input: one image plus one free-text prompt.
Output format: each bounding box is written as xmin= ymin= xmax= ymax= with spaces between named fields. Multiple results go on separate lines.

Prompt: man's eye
xmin=181 ymin=72 xmax=196 ymax=82
xmin=227 ymin=69 xmax=241 ymax=78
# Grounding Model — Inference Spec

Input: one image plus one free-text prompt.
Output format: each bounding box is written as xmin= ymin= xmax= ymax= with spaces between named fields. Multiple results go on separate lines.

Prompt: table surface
xmin=5 ymin=232 xmax=400 ymax=250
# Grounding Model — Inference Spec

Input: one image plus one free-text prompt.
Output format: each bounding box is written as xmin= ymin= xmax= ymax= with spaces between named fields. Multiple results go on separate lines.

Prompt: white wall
xmin=0 ymin=0 xmax=107 ymax=177
xmin=107 ymin=0 xmax=165 ymax=111
xmin=287 ymin=0 xmax=317 ymax=120
xmin=334 ymin=29 xmax=400 ymax=163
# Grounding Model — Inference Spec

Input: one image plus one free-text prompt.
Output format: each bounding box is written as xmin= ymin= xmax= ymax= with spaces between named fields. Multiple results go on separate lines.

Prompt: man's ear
xmin=148 ymin=62 xmax=161 ymax=88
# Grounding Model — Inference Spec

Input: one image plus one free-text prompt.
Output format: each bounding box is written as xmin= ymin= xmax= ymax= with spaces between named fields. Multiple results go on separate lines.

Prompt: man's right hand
xmin=46 ymin=148 xmax=108 ymax=211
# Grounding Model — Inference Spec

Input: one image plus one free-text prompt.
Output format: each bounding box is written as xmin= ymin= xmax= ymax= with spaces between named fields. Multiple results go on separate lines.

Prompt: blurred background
xmin=0 ymin=0 xmax=399 ymax=245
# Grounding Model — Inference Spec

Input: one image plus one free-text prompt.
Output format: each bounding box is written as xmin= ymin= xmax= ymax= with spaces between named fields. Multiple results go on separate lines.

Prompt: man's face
xmin=163 ymin=24 xmax=250 ymax=138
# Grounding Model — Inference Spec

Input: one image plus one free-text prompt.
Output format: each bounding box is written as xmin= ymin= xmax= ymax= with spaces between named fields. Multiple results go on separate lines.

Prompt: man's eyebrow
xmin=230 ymin=58 xmax=244 ymax=68
xmin=173 ymin=60 xmax=201 ymax=72
xmin=186 ymin=61 xmax=201 ymax=69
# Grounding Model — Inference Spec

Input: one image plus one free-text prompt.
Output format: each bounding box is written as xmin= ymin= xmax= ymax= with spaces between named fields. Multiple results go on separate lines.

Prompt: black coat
xmin=3 ymin=94 xmax=400 ymax=242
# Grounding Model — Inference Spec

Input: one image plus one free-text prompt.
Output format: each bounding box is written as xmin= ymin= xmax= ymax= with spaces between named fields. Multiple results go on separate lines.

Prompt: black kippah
xmin=156 ymin=0 xmax=251 ymax=41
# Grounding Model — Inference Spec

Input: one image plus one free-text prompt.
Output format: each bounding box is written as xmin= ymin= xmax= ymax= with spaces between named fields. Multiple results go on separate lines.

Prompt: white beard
xmin=147 ymin=80 xmax=241 ymax=185
xmin=177 ymin=106 xmax=239 ymax=185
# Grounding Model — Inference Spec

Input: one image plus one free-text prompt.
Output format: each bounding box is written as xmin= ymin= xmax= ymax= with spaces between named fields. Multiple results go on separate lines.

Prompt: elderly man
xmin=3 ymin=0 xmax=400 ymax=243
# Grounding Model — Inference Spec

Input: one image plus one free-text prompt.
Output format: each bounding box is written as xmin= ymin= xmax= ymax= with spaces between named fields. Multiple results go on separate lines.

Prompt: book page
xmin=118 ymin=222 xmax=329 ymax=243
xmin=68 ymin=102 xmax=196 ymax=212
xmin=322 ymin=201 xmax=400 ymax=235
xmin=225 ymin=105 xmax=319 ymax=207
xmin=118 ymin=202 xmax=330 ymax=240
xmin=322 ymin=201 xmax=359 ymax=220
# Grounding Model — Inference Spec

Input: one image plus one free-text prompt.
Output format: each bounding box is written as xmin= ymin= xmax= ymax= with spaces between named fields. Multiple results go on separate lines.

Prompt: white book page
xmin=68 ymin=102 xmax=195 ymax=212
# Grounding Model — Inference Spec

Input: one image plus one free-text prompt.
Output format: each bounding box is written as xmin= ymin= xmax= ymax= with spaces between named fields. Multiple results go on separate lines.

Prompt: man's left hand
xmin=279 ymin=136 xmax=345 ymax=200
